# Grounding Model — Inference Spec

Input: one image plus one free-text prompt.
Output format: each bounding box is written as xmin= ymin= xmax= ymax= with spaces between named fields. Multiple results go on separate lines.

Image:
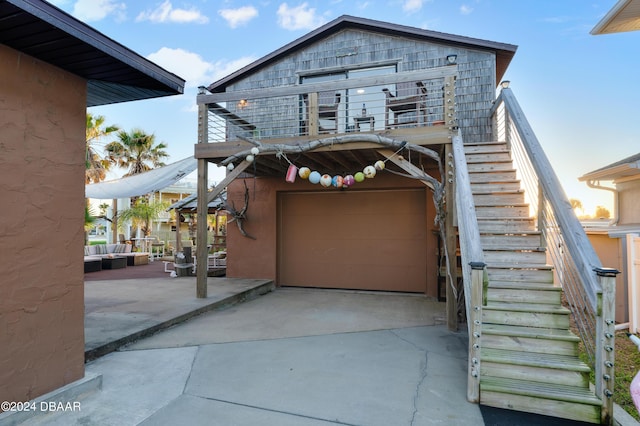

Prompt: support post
xmin=308 ymin=92 xmax=319 ymax=136
xmin=595 ymin=267 xmax=618 ymax=426
xmin=444 ymin=144 xmax=458 ymax=331
xmin=467 ymin=261 xmax=486 ymax=403
xmin=196 ymin=98 xmax=209 ymax=298
xmin=196 ymin=159 xmax=209 ymax=298
xmin=537 ymin=185 xmax=546 ymax=249
xmin=112 ymin=198 xmax=118 ymax=244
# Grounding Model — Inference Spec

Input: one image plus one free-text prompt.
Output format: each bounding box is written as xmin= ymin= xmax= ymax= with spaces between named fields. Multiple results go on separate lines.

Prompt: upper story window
xmin=300 ymin=65 xmax=396 ymax=134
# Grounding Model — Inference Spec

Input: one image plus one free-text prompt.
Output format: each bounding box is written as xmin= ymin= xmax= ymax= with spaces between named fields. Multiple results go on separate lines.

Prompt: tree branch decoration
xmin=222 ymin=181 xmax=255 ymax=240
xmin=220 ymin=134 xmax=446 ymax=256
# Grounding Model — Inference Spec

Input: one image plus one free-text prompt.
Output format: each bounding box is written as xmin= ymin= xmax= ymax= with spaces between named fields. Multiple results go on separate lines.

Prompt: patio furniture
xmin=354 ymin=115 xmax=375 ymax=131
xmin=382 ymin=82 xmax=427 ymax=128
xmin=150 ymin=236 xmax=165 ymax=261
xmin=84 ymin=258 xmax=102 ymax=273
xmin=126 ymin=253 xmax=149 ymax=266
xmin=303 ymin=92 xmax=341 ymax=134
xmin=101 ymin=256 xmax=127 ymax=269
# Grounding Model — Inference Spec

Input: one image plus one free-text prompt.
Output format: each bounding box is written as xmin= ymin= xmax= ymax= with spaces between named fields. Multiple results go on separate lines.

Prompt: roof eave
xmin=5 ymin=0 xmax=185 ymax=106
xmin=591 ymin=0 xmax=640 ymax=35
xmin=207 ymin=15 xmax=516 ymax=92
xmin=579 ymin=163 xmax=640 ymax=182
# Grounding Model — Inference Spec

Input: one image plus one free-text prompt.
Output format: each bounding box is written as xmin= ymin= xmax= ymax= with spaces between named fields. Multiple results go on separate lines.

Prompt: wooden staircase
xmin=465 ymin=141 xmax=603 ymax=424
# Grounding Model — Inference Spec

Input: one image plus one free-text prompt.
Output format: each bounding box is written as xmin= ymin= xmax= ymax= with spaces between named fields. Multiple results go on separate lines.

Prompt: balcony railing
xmin=197 ymin=67 xmax=457 ymax=144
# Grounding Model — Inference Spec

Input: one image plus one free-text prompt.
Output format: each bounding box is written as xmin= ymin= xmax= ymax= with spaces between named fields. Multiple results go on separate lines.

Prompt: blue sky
xmin=51 ymin=0 xmax=639 ymax=215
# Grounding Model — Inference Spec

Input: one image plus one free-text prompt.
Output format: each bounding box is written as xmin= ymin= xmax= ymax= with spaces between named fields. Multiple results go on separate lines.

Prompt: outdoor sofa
xmin=84 ymin=243 xmax=149 ymax=272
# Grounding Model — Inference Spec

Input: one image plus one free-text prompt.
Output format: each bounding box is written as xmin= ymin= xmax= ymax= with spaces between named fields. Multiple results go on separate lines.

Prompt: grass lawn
xmin=615 ymin=330 xmax=640 ymax=421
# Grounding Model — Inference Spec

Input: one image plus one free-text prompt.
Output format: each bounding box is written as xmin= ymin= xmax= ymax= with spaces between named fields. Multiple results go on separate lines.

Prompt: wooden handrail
xmin=497 ymin=89 xmax=603 ymax=311
xmin=452 ymin=131 xmax=485 ymax=402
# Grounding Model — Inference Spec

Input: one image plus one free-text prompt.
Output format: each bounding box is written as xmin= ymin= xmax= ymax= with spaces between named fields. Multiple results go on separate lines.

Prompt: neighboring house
xmin=150 ymin=180 xmax=198 ymax=242
xmin=0 ymin=0 xmax=184 ymax=405
xmin=590 ymin=0 xmax=640 ymax=35
xmin=579 ymin=153 xmax=640 ymax=324
xmin=194 ymin=15 xmax=619 ymax=423
xmin=93 ymin=181 xmax=198 ymax=245
xmin=587 ymin=0 xmax=640 ymax=328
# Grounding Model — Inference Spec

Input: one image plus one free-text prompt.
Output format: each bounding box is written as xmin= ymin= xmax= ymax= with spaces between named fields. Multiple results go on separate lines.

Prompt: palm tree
xmin=117 ymin=198 xmax=169 ymax=237
xmin=85 ymin=113 xmax=119 ymax=184
xmin=103 ymin=128 xmax=169 ymax=245
xmin=104 ymin=128 xmax=169 ymax=177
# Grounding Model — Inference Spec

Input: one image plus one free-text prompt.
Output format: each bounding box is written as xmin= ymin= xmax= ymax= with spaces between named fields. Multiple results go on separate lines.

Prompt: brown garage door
xmin=278 ymin=189 xmax=427 ymax=292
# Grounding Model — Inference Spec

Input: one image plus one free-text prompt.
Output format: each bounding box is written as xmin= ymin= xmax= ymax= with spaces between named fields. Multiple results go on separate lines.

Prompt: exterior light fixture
xmin=238 ymin=99 xmax=248 ymax=109
xmin=500 ymin=80 xmax=510 ymax=89
xmin=446 ymin=54 xmax=457 ymax=65
xmin=198 ymin=85 xmax=207 ymax=95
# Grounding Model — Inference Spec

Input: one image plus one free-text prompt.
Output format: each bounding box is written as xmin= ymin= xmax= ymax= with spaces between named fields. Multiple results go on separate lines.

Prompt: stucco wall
xmin=0 ymin=44 xmax=86 ymax=403
xmin=225 ymin=170 xmax=440 ymax=297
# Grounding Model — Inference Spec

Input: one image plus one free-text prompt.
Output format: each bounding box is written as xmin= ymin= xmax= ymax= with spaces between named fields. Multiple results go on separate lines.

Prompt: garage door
xmin=278 ymin=189 xmax=427 ymax=292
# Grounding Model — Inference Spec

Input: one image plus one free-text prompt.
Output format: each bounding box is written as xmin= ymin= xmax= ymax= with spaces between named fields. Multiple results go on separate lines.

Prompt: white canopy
xmin=85 ymin=157 xmax=197 ymax=199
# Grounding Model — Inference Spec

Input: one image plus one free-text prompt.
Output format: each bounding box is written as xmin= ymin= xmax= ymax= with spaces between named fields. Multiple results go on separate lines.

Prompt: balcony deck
xmin=195 ymin=69 xmax=456 ymax=177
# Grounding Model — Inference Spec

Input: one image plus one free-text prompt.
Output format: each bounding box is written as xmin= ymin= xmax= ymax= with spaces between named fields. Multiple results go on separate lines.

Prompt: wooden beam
xmin=307 ymin=92 xmax=319 ymax=136
xmin=197 ymin=66 xmax=457 ymax=104
xmin=194 ymin=128 xmax=450 ymax=160
xmin=444 ymin=144 xmax=458 ymax=331
xmin=196 ymin=158 xmax=209 ymax=298
xmin=197 ymin=102 xmax=209 ymax=298
xmin=377 ymin=149 xmax=435 ymax=190
xmin=207 ymin=159 xmax=252 ymax=204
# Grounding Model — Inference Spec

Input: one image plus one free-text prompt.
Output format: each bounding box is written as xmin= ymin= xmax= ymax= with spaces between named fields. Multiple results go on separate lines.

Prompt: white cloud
xmin=209 ymin=56 xmax=257 ymax=83
xmin=460 ymin=5 xmax=473 ymax=15
xmin=219 ymin=6 xmax=259 ymax=28
xmin=402 ymin=0 xmax=424 ymax=13
xmin=47 ymin=0 xmax=70 ymax=7
xmin=136 ymin=0 xmax=209 ymax=24
xmin=277 ymin=2 xmax=326 ymax=31
xmin=146 ymin=47 xmax=256 ymax=89
xmin=72 ymin=0 xmax=126 ymax=22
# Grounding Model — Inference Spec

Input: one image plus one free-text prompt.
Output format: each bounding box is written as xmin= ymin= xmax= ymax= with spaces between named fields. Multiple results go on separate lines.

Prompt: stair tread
xmin=471 ymin=181 xmax=521 ymax=185
xmin=472 ymin=189 xmax=524 ymax=195
xmin=466 ymin=158 xmax=512 ymax=164
xmin=485 ymin=302 xmax=570 ymax=314
xmin=486 ymin=263 xmax=553 ymax=270
xmin=488 ymin=282 xmax=561 ymax=291
xmin=480 ymin=377 xmax=601 ymax=405
xmin=470 ymin=168 xmax=517 ymax=172
xmin=482 ymin=247 xmax=545 ymax=251
xmin=480 ymin=231 xmax=541 ymax=235
xmin=478 ymin=217 xmax=534 ymax=220
xmin=475 ymin=205 xmax=529 ymax=209
xmin=483 ymin=324 xmax=580 ymax=341
xmin=481 ymin=348 xmax=590 ymax=371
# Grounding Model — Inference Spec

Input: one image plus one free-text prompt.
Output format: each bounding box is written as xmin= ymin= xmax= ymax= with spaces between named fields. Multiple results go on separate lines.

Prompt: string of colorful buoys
xmin=285 ymin=160 xmax=386 ymax=188
xmin=224 ymin=148 xmax=389 ymax=189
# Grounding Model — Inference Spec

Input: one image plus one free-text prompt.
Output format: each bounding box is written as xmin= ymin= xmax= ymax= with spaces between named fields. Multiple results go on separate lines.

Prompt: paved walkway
xmin=12 ymin=287 xmax=488 ymax=425
xmin=3 ymin=276 xmax=634 ymax=426
xmin=84 ymin=275 xmax=274 ymax=360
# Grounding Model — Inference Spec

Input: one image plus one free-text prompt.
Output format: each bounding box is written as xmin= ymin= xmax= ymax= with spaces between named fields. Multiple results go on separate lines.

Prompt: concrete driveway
xmin=24 ymin=288 xmax=483 ymax=426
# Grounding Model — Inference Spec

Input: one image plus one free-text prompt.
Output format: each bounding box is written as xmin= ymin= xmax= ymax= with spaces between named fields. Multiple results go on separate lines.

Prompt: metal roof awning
xmin=0 ymin=0 xmax=185 ymax=106
xmin=85 ymin=157 xmax=197 ymax=199
xmin=167 ymin=191 xmax=226 ymax=214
